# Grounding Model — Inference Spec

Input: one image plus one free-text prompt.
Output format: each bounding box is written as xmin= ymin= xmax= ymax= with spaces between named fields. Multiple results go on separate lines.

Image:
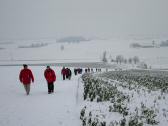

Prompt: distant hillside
xmin=57 ymin=36 xmax=90 ymax=43
xmin=130 ymin=43 xmax=155 ymax=48
xmin=130 ymin=40 xmax=168 ymax=49
xmin=18 ymin=43 xmax=48 ymax=48
xmin=0 ymin=47 xmax=5 ymax=50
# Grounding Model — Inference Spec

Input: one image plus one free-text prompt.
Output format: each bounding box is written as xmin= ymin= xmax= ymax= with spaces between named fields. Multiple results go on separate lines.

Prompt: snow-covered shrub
xmin=82 ymin=73 xmax=129 ymax=102
xmin=141 ymin=104 xmax=159 ymax=125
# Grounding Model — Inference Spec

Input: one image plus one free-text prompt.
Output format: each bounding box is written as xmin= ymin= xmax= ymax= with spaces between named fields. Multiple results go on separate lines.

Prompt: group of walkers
xmin=19 ymin=64 xmax=56 ymax=95
xmin=19 ymin=65 xmax=75 ymax=95
xmin=61 ymin=67 xmax=72 ymax=80
xmin=74 ymin=68 xmax=83 ymax=75
xmin=19 ymin=64 xmax=102 ymax=95
xmin=84 ymin=68 xmax=101 ymax=73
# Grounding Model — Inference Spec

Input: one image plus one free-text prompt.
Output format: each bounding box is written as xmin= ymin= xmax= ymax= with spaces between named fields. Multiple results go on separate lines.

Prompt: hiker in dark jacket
xmin=65 ymin=68 xmax=69 ymax=79
xmin=85 ymin=68 xmax=88 ymax=73
xmin=67 ymin=68 xmax=72 ymax=80
xmin=74 ymin=68 xmax=77 ymax=75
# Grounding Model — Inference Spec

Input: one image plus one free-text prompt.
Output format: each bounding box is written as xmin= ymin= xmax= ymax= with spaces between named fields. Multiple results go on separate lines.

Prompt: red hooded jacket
xmin=19 ymin=68 xmax=34 ymax=85
xmin=44 ymin=68 xmax=56 ymax=83
xmin=61 ymin=68 xmax=67 ymax=75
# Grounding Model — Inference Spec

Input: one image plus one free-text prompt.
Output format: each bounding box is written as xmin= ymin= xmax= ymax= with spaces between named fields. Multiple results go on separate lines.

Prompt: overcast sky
xmin=0 ymin=0 xmax=168 ymax=40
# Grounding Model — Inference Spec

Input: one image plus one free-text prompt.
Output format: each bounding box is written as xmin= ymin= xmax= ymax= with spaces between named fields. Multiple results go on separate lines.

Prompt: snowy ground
xmin=0 ymin=37 xmax=168 ymax=126
xmin=0 ymin=38 xmax=168 ymax=68
xmin=81 ymin=71 xmax=168 ymax=126
xmin=0 ymin=66 xmax=84 ymax=126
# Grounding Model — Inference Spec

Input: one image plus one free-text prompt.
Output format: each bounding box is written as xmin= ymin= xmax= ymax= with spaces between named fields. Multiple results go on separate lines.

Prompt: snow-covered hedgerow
xmin=80 ymin=71 xmax=168 ymax=126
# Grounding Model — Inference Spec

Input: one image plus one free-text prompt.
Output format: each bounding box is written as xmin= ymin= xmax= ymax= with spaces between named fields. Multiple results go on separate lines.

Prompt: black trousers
xmin=48 ymin=82 xmax=54 ymax=93
xmin=63 ymin=74 xmax=66 ymax=80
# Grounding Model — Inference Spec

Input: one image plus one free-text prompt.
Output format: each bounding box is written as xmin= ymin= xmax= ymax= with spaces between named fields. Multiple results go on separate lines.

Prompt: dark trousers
xmin=48 ymin=82 xmax=54 ymax=93
xmin=63 ymin=74 xmax=66 ymax=80
xmin=68 ymin=75 xmax=71 ymax=80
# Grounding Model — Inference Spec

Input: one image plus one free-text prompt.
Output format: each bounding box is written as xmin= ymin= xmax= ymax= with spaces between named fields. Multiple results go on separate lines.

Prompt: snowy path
xmin=0 ymin=66 xmax=82 ymax=126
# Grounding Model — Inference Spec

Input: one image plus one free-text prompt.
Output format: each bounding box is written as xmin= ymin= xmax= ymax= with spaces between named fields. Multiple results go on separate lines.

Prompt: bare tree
xmin=111 ymin=58 xmax=115 ymax=62
xmin=60 ymin=45 xmax=64 ymax=51
xmin=124 ymin=59 xmax=127 ymax=64
xmin=102 ymin=51 xmax=108 ymax=63
xmin=133 ymin=56 xmax=140 ymax=64
xmin=116 ymin=55 xmax=124 ymax=64
xmin=152 ymin=40 xmax=155 ymax=47
xmin=128 ymin=58 xmax=132 ymax=64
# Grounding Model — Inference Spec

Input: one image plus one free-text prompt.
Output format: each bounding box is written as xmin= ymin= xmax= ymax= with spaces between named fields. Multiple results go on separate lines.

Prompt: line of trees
xmin=116 ymin=55 xmax=140 ymax=64
xmin=101 ymin=51 xmax=140 ymax=64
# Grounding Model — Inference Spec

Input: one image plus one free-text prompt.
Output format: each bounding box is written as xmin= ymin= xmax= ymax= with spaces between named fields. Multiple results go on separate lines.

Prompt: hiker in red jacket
xmin=19 ymin=64 xmax=34 ymax=95
xmin=44 ymin=66 xmax=56 ymax=94
xmin=61 ymin=67 xmax=67 ymax=80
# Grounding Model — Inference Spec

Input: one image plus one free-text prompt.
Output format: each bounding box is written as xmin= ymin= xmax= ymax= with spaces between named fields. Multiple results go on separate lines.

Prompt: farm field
xmin=81 ymin=70 xmax=168 ymax=126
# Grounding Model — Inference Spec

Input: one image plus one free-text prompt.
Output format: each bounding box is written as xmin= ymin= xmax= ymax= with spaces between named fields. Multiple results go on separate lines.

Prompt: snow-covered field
xmin=81 ymin=71 xmax=168 ymax=126
xmin=0 ymin=66 xmax=83 ymax=126
xmin=0 ymin=38 xmax=168 ymax=68
xmin=0 ymin=38 xmax=168 ymax=126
